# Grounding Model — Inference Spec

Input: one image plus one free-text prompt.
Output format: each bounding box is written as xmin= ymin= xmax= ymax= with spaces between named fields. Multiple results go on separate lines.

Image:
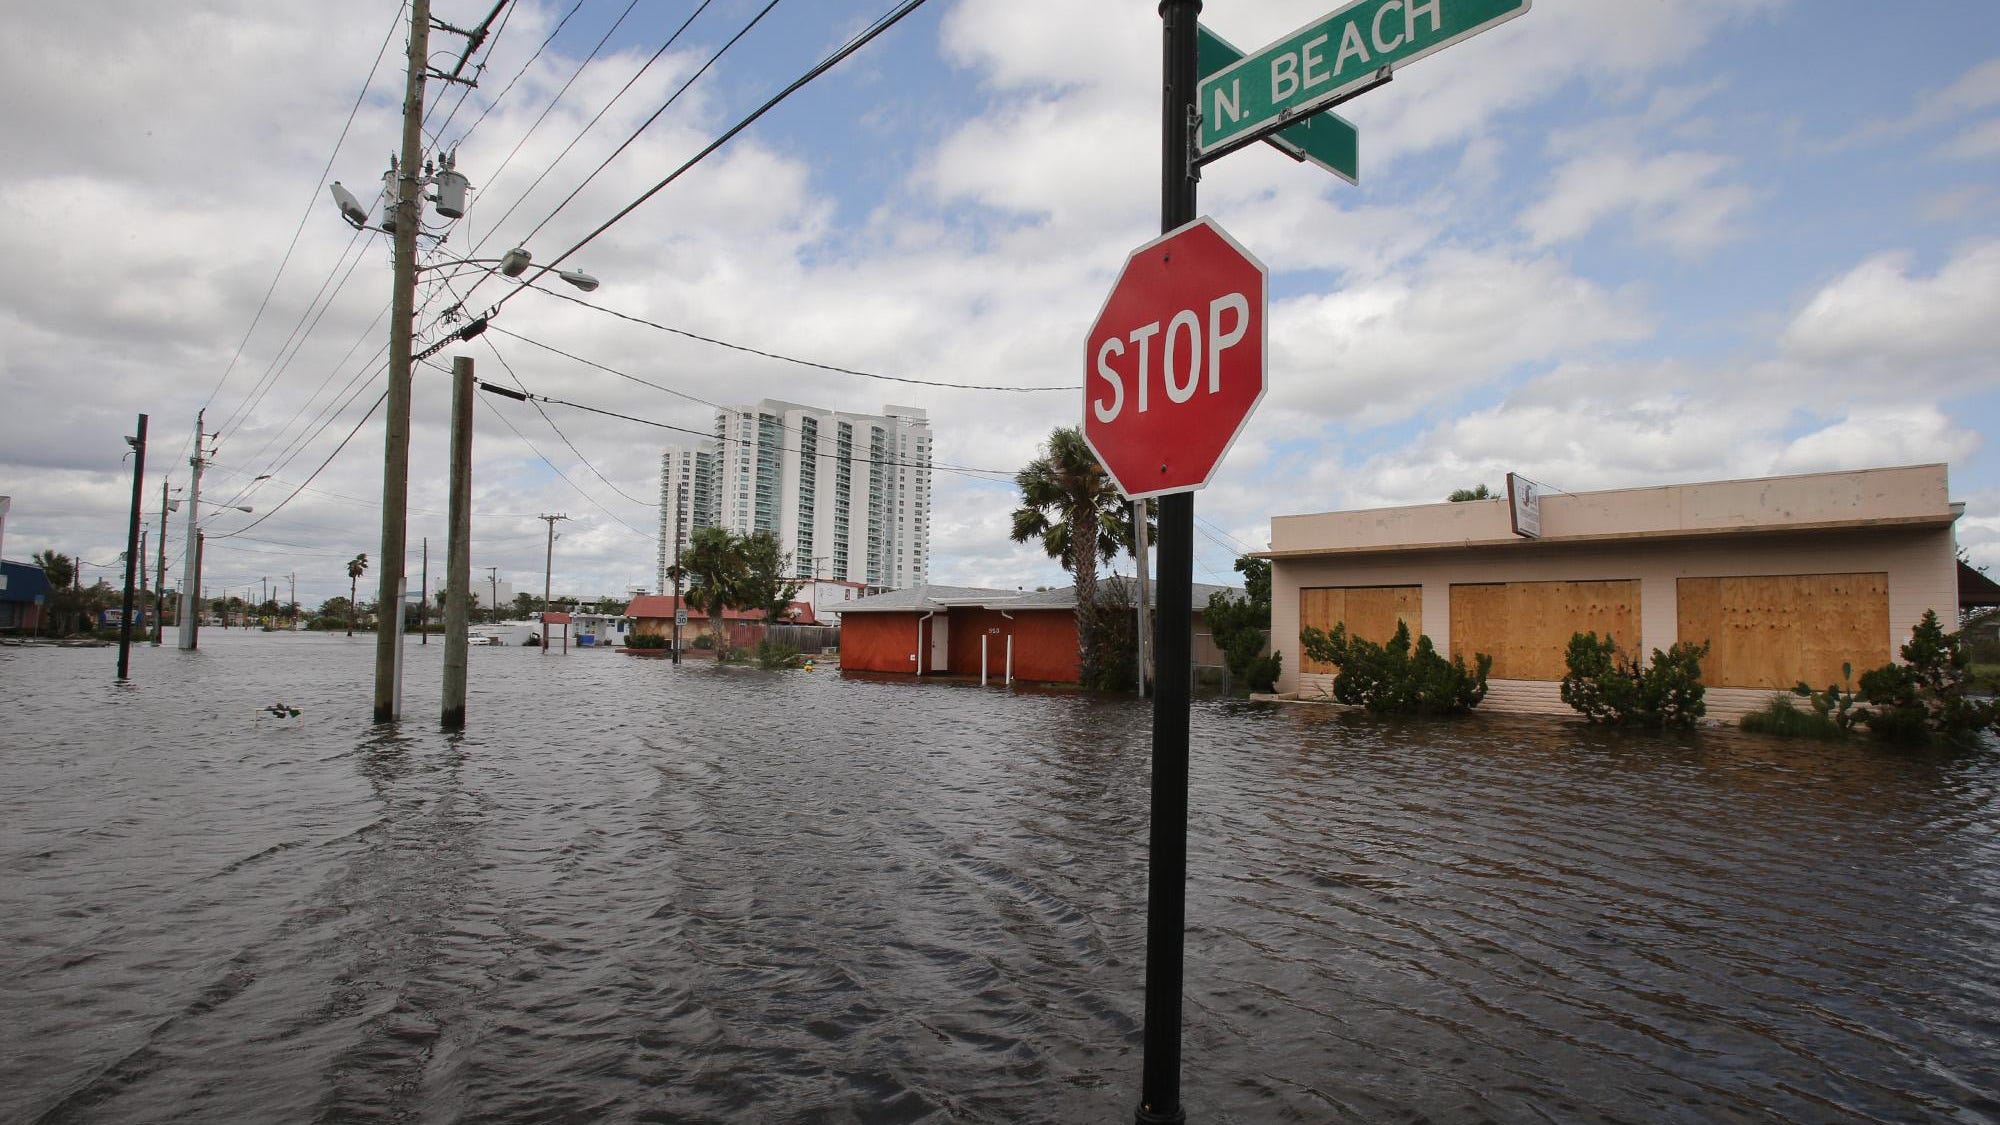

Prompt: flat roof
xmin=1263 ymin=464 xmax=1956 ymax=559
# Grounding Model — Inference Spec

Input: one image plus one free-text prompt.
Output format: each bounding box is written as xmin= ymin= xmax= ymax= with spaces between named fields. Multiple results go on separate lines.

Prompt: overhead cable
xmin=491 ymin=0 xmax=938 ymax=315
xmin=526 ymin=285 xmax=1079 ymax=392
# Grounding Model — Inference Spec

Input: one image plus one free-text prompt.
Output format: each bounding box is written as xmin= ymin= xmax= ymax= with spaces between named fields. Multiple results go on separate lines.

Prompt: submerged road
xmin=3 ymin=632 xmax=1997 ymax=1122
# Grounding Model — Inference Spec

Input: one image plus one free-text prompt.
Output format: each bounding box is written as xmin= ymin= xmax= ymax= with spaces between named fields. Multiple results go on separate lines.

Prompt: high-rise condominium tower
xmin=657 ymin=401 xmax=931 ymax=591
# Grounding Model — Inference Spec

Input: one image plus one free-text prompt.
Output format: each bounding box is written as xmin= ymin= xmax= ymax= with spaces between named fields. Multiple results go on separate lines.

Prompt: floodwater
xmin=2 ymin=632 xmax=1997 ymax=1124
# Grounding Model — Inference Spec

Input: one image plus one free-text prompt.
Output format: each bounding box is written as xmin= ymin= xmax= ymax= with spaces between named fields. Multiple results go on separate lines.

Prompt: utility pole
xmin=153 ymin=478 xmax=173 ymax=644
xmin=1139 ymin=5 xmax=1199 ymax=1123
xmin=420 ymin=537 xmax=429 ymax=644
xmin=117 ymin=414 xmax=147 ymax=680
xmin=289 ymin=572 xmax=297 ymax=630
xmin=443 ymin=357 xmax=474 ymax=729
xmin=372 ymin=0 xmax=432 ymax=722
xmin=193 ymin=532 xmax=206 ymax=647
xmin=538 ymin=513 xmax=568 ymax=652
xmin=672 ymin=483 xmax=685 ymax=665
xmin=486 ymin=566 xmax=498 ymax=626
xmin=177 ymin=410 xmax=207 ymax=651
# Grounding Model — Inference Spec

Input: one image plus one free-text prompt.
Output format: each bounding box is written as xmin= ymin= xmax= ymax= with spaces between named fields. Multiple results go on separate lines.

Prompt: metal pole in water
xmin=1138 ymin=3 xmax=1199 ymax=1122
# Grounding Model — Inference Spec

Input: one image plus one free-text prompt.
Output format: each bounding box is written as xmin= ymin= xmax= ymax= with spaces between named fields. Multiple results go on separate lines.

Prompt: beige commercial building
xmin=1264 ymin=465 xmax=1962 ymax=721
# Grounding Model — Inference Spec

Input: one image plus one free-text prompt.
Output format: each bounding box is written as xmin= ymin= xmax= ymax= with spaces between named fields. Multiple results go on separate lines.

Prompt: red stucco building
xmin=834 ymin=579 xmax=1236 ymax=684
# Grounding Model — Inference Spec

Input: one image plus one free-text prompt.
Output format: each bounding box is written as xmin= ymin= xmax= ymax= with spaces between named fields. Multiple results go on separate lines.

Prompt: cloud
xmin=1266 ymin=249 xmax=1653 ymax=426
xmin=1772 ymin=406 xmax=1979 ymax=475
xmin=1520 ymin=149 xmax=1754 ymax=254
xmin=1779 ymin=240 xmax=2000 ymax=387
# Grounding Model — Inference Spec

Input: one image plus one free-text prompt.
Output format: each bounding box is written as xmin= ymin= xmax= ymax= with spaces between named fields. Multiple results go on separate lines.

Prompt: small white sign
xmin=1508 ymin=472 xmax=1541 ymax=538
xmin=674 ymin=608 xmax=689 ymax=627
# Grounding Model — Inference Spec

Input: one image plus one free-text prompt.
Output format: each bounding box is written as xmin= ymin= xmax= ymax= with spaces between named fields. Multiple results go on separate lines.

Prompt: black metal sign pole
xmin=1138 ymin=5 xmax=1200 ymax=1122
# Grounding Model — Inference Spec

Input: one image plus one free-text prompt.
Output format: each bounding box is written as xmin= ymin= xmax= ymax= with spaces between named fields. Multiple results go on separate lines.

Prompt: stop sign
xmin=1082 ymin=217 xmax=1267 ymax=499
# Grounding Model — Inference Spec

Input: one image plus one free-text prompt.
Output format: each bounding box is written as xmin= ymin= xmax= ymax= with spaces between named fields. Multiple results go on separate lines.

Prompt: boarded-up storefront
xmin=1676 ymin=573 xmax=1890 ymax=689
xmin=1298 ymin=585 xmax=1420 ymax=674
xmin=1449 ymin=579 xmax=1639 ymax=681
xmin=1263 ymin=465 xmax=1962 ymax=722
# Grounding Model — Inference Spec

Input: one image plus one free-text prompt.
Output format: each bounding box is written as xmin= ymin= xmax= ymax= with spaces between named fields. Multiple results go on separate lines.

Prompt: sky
xmin=2 ymin=0 xmax=1997 ymax=609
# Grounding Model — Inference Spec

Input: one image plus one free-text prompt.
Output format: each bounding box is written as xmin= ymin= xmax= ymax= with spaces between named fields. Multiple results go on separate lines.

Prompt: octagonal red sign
xmin=1082 ymin=216 xmax=1267 ymax=500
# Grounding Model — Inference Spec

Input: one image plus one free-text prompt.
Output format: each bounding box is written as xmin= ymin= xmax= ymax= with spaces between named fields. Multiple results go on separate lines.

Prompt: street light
xmin=415 ymin=250 xmax=601 ymax=293
xmin=168 ymin=500 xmax=253 ymax=514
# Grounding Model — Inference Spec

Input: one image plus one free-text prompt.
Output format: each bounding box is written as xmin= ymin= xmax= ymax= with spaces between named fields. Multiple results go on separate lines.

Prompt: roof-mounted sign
xmin=1508 ymin=472 xmax=1542 ymax=538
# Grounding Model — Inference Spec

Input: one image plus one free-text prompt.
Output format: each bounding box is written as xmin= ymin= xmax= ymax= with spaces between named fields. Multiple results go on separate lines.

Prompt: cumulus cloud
xmin=1779 ymin=240 xmax=2000 ymax=387
xmin=1520 ymin=148 xmax=1754 ymax=254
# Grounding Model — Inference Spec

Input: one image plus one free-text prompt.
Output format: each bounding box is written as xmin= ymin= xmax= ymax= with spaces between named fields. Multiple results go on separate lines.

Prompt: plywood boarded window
xmin=1676 ymin=573 xmax=1889 ymax=689
xmin=1299 ymin=586 xmax=1421 ymax=674
xmin=1450 ymin=580 xmax=1640 ymax=681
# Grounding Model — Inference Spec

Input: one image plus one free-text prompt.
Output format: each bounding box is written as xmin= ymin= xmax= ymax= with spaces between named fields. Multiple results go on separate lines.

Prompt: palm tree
xmin=1010 ymin=426 xmax=1139 ymax=677
xmin=346 ymin=553 xmax=368 ymax=636
xmin=682 ymin=526 xmax=744 ymax=655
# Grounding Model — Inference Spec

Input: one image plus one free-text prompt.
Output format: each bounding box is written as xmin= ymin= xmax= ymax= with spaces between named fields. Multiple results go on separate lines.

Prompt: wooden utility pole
xmin=178 ymin=410 xmax=206 ymax=650
xmin=420 ymin=537 xmax=429 ymax=644
xmin=373 ymin=0 xmax=431 ymax=722
xmin=443 ymin=357 xmax=473 ymax=729
xmin=117 ymin=413 xmax=147 ymax=680
xmin=153 ymin=477 xmax=172 ymax=644
xmin=538 ymin=513 xmax=568 ymax=652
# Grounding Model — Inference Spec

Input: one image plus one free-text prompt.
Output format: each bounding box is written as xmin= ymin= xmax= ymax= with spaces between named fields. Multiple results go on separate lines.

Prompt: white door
xmin=929 ymin=615 xmax=950 ymax=672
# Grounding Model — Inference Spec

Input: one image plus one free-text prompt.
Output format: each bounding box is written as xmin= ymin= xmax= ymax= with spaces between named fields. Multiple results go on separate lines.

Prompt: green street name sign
xmin=1198 ymin=0 xmax=1530 ymax=157
xmin=1198 ymin=23 xmax=1358 ymax=184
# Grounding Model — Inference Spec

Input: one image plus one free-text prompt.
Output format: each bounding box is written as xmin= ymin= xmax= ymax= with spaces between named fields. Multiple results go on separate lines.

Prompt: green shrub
xmin=1560 ymin=633 xmax=1709 ymax=729
xmin=1852 ymin=610 xmax=1999 ymax=746
xmin=1740 ymin=694 xmax=1847 ymax=740
xmin=692 ymin=634 xmax=715 ymax=650
xmin=624 ymin=632 xmax=668 ymax=649
xmin=1243 ymin=650 xmax=1282 ymax=694
xmin=1299 ymin=620 xmax=1490 ymax=715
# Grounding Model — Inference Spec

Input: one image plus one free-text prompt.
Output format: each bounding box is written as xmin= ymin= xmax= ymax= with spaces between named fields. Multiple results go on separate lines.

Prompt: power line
xmin=511 ymin=0 xmax=758 ymax=250
xmin=475 ymin=331 xmax=656 ymax=507
xmin=524 ymin=286 xmax=1079 ymax=392
xmin=473 ymin=388 xmax=659 ymax=541
xmin=209 ymin=388 xmax=391 ymax=540
xmin=181 ymin=0 xmax=408 ymax=475
xmin=456 ymin=0 xmax=647 ymax=252
xmin=490 ymin=0 xmax=938 ymax=316
xmin=474 ymin=376 xmax=1010 ymax=483
xmin=451 ymin=0 xmax=589 ymax=149
xmin=483 ymin=0 xmax=720 ymax=252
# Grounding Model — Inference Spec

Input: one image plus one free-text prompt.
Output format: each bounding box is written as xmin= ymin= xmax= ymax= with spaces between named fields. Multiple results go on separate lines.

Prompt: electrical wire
xmin=473 ymin=376 xmax=1008 ymax=483
xmin=510 ymin=0 xmax=757 ymax=249
xmin=489 ymin=0 xmax=937 ymax=316
xmin=475 ymin=332 xmax=655 ymax=506
xmin=525 ymin=285 xmax=1080 ymax=392
xmin=209 ymin=388 xmax=391 ymax=540
xmin=456 ymin=0 xmax=646 ymax=250
xmin=451 ymin=0 xmax=588 ymax=149
xmin=473 ymin=389 xmax=659 ymax=541
xmin=425 ymin=0 xmax=519 ymax=147
xmin=478 ymin=0 xmax=719 ymax=250
xmin=178 ymin=1 xmax=407 ymax=474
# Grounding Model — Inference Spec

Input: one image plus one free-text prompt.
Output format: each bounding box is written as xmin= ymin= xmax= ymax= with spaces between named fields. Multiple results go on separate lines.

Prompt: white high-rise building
xmin=656 ymin=400 xmax=931 ymax=591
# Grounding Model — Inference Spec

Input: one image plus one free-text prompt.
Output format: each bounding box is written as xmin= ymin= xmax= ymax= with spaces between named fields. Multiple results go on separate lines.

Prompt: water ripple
xmin=2 ymin=636 xmax=1997 ymax=1122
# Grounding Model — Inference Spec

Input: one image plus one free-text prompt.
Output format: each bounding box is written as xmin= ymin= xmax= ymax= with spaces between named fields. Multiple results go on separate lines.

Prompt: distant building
xmin=1262 ymin=464 xmax=1965 ymax=721
xmin=656 ymin=400 xmax=932 ymax=591
xmin=0 ymin=558 xmax=50 ymax=632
